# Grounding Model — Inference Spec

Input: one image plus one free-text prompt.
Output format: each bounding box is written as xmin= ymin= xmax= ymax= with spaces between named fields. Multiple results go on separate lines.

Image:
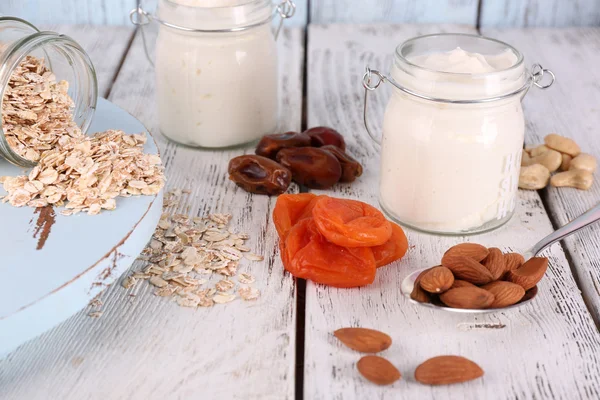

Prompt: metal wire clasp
xmin=531 ymin=63 xmax=555 ymax=89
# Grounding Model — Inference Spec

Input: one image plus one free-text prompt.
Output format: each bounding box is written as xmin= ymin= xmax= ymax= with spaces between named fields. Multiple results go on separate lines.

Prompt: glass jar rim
xmin=395 ymin=33 xmax=525 ymax=78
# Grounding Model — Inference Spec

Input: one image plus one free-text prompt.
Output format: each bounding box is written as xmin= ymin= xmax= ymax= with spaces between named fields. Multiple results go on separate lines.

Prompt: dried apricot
xmin=284 ymin=218 xmax=376 ymax=287
xmin=273 ymin=193 xmax=317 ymax=240
xmin=312 ymin=196 xmax=392 ymax=247
xmin=371 ymin=222 xmax=408 ymax=268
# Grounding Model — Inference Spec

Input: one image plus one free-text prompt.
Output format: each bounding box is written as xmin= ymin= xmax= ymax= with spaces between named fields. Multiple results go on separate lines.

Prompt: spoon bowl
xmin=401 ymin=268 xmax=538 ymax=314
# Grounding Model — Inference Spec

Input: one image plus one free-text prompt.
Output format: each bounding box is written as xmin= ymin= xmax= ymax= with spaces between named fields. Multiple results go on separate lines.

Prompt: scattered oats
xmin=88 ymin=311 xmax=104 ymax=318
xmin=244 ymin=253 xmax=264 ymax=262
xmin=177 ymin=296 xmax=199 ymax=308
xmin=239 ymin=286 xmax=260 ymax=301
xmin=149 ymin=276 xmax=168 ymax=288
xmin=213 ymin=293 xmax=236 ymax=304
xmin=154 ymin=286 xmax=176 ymax=297
xmin=89 ymin=298 xmax=103 ymax=308
xmin=238 ymin=273 xmax=255 ymax=284
xmin=215 ymin=279 xmax=235 ymax=292
xmin=121 ymin=190 xmax=263 ymax=308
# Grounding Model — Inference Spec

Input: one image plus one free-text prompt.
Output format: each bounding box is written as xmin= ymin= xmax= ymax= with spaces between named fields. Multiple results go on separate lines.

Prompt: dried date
xmin=255 ymin=131 xmax=311 ymax=159
xmin=228 ymin=155 xmax=291 ymax=195
xmin=276 ymin=147 xmax=342 ymax=189
xmin=304 ymin=126 xmax=346 ymax=150
xmin=321 ymin=145 xmax=363 ymax=183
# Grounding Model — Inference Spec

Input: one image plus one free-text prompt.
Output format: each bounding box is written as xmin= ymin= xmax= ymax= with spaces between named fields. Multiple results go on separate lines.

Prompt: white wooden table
xmin=2 ymin=23 xmax=600 ymax=400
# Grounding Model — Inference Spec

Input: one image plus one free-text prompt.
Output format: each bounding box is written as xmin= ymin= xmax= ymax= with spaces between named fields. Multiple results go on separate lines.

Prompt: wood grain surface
xmin=0 ymin=27 xmax=304 ymax=400
xmin=304 ymin=23 xmax=600 ymax=399
xmin=483 ymin=27 xmax=600 ymax=324
xmin=480 ymin=0 xmax=600 ymax=27
xmin=309 ymin=0 xmax=479 ymax=25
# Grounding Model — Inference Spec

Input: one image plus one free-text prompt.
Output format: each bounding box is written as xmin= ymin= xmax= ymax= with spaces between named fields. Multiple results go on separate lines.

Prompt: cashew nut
xmin=569 ymin=153 xmax=597 ymax=173
xmin=521 ymin=148 xmax=562 ymax=172
xmin=551 ymin=169 xmax=594 ymax=190
xmin=530 ymin=145 xmax=550 ymax=157
xmin=544 ymin=133 xmax=581 ymax=157
xmin=519 ymin=164 xmax=550 ymax=190
xmin=560 ymin=154 xmax=572 ymax=171
xmin=521 ymin=149 xmax=531 ymax=166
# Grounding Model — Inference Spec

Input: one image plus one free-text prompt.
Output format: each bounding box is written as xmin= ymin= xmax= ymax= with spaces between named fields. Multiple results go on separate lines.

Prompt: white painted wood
xmin=483 ymin=27 xmax=600 ymax=323
xmin=40 ymin=24 xmax=135 ymax=97
xmin=2 ymin=0 xmax=309 ymax=27
xmin=480 ymin=0 xmax=600 ymax=27
xmin=304 ymin=23 xmax=600 ymax=399
xmin=310 ymin=0 xmax=479 ymax=25
xmin=0 ymin=26 xmax=303 ymax=399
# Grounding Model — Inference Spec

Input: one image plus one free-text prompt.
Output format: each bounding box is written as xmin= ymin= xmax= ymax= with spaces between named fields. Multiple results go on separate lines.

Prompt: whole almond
xmin=439 ymin=287 xmax=495 ymax=309
xmin=357 ymin=355 xmax=401 ymax=385
xmin=441 ymin=243 xmax=489 ymax=265
xmin=411 ymin=268 xmax=432 ymax=303
xmin=483 ymin=247 xmax=505 ymax=280
xmin=504 ymin=252 xmax=525 ymax=272
xmin=482 ymin=281 xmax=525 ymax=308
xmin=420 ymin=266 xmax=454 ymax=293
xmin=334 ymin=328 xmax=392 ymax=353
xmin=442 ymin=256 xmax=494 ymax=285
xmin=451 ymin=280 xmax=476 ymax=289
xmin=415 ymin=355 xmax=484 ymax=385
xmin=505 ymin=257 xmax=549 ymax=290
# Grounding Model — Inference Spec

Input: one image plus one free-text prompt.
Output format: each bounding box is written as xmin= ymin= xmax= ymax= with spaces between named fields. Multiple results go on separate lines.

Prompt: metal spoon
xmin=401 ymin=202 xmax=600 ymax=313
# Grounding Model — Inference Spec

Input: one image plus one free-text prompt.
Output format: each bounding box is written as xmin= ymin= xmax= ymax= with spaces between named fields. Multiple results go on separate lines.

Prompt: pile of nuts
xmin=519 ymin=133 xmax=596 ymax=190
xmin=228 ymin=127 xmax=363 ymax=195
xmin=411 ymin=243 xmax=548 ymax=310
xmin=334 ymin=327 xmax=484 ymax=386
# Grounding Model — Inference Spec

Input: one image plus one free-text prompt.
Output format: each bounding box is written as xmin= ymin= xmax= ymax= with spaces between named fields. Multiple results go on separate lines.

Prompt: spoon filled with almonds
xmin=401 ymin=202 xmax=600 ymax=313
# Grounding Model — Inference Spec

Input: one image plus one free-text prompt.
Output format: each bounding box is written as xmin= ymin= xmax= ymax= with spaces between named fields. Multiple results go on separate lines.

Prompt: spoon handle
xmin=524 ymin=202 xmax=600 ymax=259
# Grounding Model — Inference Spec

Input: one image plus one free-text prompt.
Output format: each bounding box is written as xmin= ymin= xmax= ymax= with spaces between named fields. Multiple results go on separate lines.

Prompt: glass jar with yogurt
xmin=131 ymin=0 xmax=295 ymax=148
xmin=0 ymin=16 xmax=98 ymax=167
xmin=362 ymin=33 xmax=554 ymax=235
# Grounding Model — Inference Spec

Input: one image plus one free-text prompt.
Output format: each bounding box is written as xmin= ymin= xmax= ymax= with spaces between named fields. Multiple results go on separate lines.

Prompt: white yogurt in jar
xmin=380 ymin=44 xmax=526 ymax=233
xmin=155 ymin=0 xmax=278 ymax=148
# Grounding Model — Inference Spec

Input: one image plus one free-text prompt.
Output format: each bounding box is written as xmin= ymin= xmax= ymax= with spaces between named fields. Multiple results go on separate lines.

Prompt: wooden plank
xmin=304 ymin=23 xmax=600 ymax=399
xmin=483 ymin=27 xmax=600 ymax=323
xmin=310 ymin=0 xmax=479 ymax=25
xmin=480 ymin=0 xmax=600 ymax=27
xmin=41 ymin=25 xmax=135 ymax=97
xmin=2 ymin=0 xmax=309 ymax=27
xmin=0 ymin=27 xmax=304 ymax=399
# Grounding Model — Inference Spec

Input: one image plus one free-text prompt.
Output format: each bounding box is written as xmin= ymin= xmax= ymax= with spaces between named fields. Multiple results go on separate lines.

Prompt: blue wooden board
xmin=0 ymin=98 xmax=163 ymax=356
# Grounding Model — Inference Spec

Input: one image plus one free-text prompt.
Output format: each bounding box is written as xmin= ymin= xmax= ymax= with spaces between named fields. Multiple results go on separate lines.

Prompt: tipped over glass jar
xmin=363 ymin=33 xmax=555 ymax=235
xmin=131 ymin=0 xmax=295 ymax=149
xmin=0 ymin=17 xmax=98 ymax=167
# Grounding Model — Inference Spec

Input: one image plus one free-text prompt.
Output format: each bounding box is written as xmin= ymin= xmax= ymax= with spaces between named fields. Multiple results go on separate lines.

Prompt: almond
xmin=419 ymin=266 xmax=454 ymax=293
xmin=483 ymin=247 xmax=505 ymax=280
xmin=441 ymin=243 xmax=489 ymax=265
xmin=504 ymin=252 xmax=525 ymax=272
xmin=505 ymin=257 xmax=548 ymax=290
xmin=451 ymin=280 xmax=476 ymax=289
xmin=415 ymin=355 xmax=484 ymax=385
xmin=482 ymin=281 xmax=525 ymax=308
xmin=411 ymin=268 xmax=432 ymax=303
xmin=357 ymin=355 xmax=401 ymax=385
xmin=334 ymin=328 xmax=392 ymax=353
xmin=439 ymin=287 xmax=495 ymax=309
xmin=442 ymin=256 xmax=494 ymax=285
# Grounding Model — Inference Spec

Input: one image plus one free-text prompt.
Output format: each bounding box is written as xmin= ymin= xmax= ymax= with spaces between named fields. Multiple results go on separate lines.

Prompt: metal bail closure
xmin=275 ymin=0 xmax=296 ymax=40
xmin=531 ymin=63 xmax=555 ymax=89
xmin=362 ymin=67 xmax=385 ymax=145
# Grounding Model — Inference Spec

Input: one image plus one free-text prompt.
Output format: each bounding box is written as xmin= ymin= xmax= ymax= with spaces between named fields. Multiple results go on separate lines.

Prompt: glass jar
xmin=132 ymin=0 xmax=295 ymax=149
xmin=363 ymin=33 xmax=554 ymax=235
xmin=0 ymin=17 xmax=98 ymax=167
